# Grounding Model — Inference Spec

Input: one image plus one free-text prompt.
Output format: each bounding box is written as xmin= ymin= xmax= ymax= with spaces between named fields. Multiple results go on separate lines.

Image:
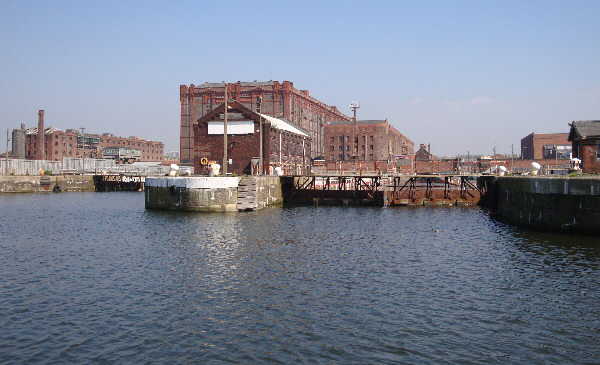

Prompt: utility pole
xmin=493 ymin=146 xmax=497 ymax=175
xmin=223 ymin=83 xmax=228 ymax=176
xmin=5 ymin=129 xmax=9 ymax=175
xmin=511 ymin=144 xmax=514 ymax=173
xmin=80 ymin=127 xmax=86 ymax=172
xmin=257 ymin=96 xmax=263 ymax=175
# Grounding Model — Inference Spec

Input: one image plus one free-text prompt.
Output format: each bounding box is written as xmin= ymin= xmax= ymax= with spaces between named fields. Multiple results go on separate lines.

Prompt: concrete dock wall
xmin=144 ymin=176 xmax=283 ymax=212
xmin=496 ymin=176 xmax=600 ymax=235
xmin=254 ymin=176 xmax=283 ymax=209
xmin=0 ymin=175 xmax=95 ymax=193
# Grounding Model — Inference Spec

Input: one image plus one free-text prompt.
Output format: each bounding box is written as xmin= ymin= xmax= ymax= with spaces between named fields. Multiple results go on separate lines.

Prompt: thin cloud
xmin=471 ymin=96 xmax=493 ymax=105
xmin=410 ymin=98 xmax=424 ymax=105
xmin=443 ymin=100 xmax=463 ymax=107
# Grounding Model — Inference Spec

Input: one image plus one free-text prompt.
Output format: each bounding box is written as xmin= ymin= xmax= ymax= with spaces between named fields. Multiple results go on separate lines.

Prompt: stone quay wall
xmin=145 ymin=176 xmax=283 ymax=212
xmin=0 ymin=175 xmax=95 ymax=193
xmin=493 ymin=176 xmax=600 ymax=235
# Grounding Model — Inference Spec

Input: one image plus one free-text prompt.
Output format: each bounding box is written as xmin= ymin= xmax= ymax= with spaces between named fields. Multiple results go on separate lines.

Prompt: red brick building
xmin=194 ymin=101 xmax=311 ymax=175
xmin=415 ymin=143 xmax=437 ymax=161
xmin=324 ymin=120 xmax=414 ymax=162
xmin=569 ymin=120 xmax=600 ymax=173
xmin=520 ymin=132 xmax=570 ymax=160
xmin=25 ymin=129 xmax=164 ymax=161
xmin=180 ymin=81 xmax=350 ymax=163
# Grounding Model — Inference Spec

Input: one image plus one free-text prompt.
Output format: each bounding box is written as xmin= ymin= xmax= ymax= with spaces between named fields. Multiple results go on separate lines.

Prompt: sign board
xmin=207 ymin=121 xmax=254 ymax=135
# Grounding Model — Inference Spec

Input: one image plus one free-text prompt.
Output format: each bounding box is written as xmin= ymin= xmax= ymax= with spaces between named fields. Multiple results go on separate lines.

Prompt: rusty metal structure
xmin=282 ymin=175 xmax=484 ymax=207
xmin=93 ymin=174 xmax=145 ymax=191
xmin=388 ymin=176 xmax=482 ymax=206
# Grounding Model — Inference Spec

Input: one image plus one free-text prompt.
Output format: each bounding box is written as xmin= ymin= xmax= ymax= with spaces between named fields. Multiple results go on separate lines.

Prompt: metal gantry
xmin=287 ymin=175 xmax=483 ymax=206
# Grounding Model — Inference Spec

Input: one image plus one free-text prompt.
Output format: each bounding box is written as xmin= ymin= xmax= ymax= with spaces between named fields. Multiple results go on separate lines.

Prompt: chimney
xmin=20 ymin=123 xmax=25 ymax=130
xmin=37 ymin=110 xmax=45 ymax=160
xmin=428 ymin=143 xmax=431 ymax=154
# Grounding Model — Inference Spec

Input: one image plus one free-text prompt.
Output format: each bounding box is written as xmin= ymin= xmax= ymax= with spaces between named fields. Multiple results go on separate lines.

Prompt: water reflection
xmin=1 ymin=193 xmax=599 ymax=363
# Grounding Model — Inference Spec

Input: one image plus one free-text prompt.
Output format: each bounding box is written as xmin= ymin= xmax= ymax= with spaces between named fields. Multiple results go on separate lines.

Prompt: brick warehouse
xmin=520 ymin=132 xmax=570 ymax=160
xmin=324 ymin=120 xmax=414 ymax=162
xmin=180 ymin=81 xmax=350 ymax=163
xmin=194 ymin=101 xmax=311 ymax=175
xmin=20 ymin=110 xmax=163 ymax=161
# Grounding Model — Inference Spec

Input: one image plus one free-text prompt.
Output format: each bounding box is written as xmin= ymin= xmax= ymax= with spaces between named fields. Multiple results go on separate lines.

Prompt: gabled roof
xmin=569 ymin=120 xmax=600 ymax=141
xmin=196 ymin=101 xmax=310 ymax=138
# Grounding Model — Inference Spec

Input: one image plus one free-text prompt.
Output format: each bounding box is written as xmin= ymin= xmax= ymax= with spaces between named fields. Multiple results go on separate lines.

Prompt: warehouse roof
xmin=327 ymin=120 xmax=387 ymax=125
xmin=260 ymin=114 xmax=309 ymax=137
xmin=198 ymin=81 xmax=275 ymax=88
xmin=569 ymin=120 xmax=600 ymax=140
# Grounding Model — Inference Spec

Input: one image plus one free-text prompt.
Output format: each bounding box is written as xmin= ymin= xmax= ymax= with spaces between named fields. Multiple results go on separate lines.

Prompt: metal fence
xmin=1 ymin=158 xmax=172 ymax=176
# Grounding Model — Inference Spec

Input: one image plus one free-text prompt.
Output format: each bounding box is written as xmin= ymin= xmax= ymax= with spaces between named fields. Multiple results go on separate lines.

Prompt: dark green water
xmin=1 ymin=192 xmax=599 ymax=363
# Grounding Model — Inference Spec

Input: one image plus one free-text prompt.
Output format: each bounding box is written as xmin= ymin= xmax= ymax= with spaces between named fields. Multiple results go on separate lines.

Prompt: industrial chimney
xmin=37 ymin=110 xmax=45 ymax=160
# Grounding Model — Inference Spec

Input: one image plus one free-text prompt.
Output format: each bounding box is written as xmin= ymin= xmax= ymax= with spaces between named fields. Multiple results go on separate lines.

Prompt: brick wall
xmin=26 ymin=131 xmax=163 ymax=161
xmin=520 ymin=133 xmax=569 ymax=159
xmin=324 ymin=120 xmax=414 ymax=162
xmin=193 ymin=116 xmax=311 ymax=176
xmin=575 ymin=138 xmax=600 ymax=173
xmin=180 ymin=81 xmax=349 ymax=162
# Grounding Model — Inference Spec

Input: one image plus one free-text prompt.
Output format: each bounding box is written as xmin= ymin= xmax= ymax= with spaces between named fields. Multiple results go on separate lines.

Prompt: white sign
xmin=207 ymin=120 xmax=254 ymax=135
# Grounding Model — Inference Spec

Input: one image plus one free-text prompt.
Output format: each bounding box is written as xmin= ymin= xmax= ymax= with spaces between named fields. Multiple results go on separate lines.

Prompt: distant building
xmin=193 ymin=101 xmax=311 ymax=175
xmin=17 ymin=110 xmax=164 ymax=162
xmin=11 ymin=123 xmax=27 ymax=159
xmin=324 ymin=120 xmax=413 ymax=162
xmin=520 ymin=132 xmax=570 ymax=159
xmin=568 ymin=120 xmax=600 ymax=173
xmin=180 ymin=81 xmax=350 ymax=163
xmin=415 ymin=144 xmax=437 ymax=161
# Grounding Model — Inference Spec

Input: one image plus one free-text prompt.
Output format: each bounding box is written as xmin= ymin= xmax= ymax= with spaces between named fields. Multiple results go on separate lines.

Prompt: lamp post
xmin=223 ymin=83 xmax=228 ymax=176
xmin=257 ymin=96 xmax=263 ymax=175
xmin=5 ymin=129 xmax=9 ymax=175
xmin=349 ymin=102 xmax=360 ymax=170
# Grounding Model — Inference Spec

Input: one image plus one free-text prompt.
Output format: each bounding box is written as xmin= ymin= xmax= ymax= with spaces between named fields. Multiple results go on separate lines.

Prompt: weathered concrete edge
xmin=0 ymin=175 xmax=95 ymax=193
xmin=495 ymin=176 xmax=600 ymax=235
xmin=144 ymin=176 xmax=283 ymax=212
xmin=145 ymin=176 xmax=241 ymax=189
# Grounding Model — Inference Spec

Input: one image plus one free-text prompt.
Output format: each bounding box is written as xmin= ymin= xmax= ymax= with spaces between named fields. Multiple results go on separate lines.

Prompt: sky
xmin=1 ymin=0 xmax=599 ymax=157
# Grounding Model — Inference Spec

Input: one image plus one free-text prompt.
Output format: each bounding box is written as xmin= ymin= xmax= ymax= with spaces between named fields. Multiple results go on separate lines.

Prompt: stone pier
xmin=486 ymin=176 xmax=600 ymax=235
xmin=144 ymin=176 xmax=283 ymax=212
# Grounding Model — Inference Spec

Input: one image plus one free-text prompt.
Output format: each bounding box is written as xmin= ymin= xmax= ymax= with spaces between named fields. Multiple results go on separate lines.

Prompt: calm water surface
xmin=1 ymin=192 xmax=599 ymax=363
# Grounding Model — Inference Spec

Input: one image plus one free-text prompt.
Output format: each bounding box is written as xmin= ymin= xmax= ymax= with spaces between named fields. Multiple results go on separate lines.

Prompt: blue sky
xmin=1 ymin=0 xmax=599 ymax=156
